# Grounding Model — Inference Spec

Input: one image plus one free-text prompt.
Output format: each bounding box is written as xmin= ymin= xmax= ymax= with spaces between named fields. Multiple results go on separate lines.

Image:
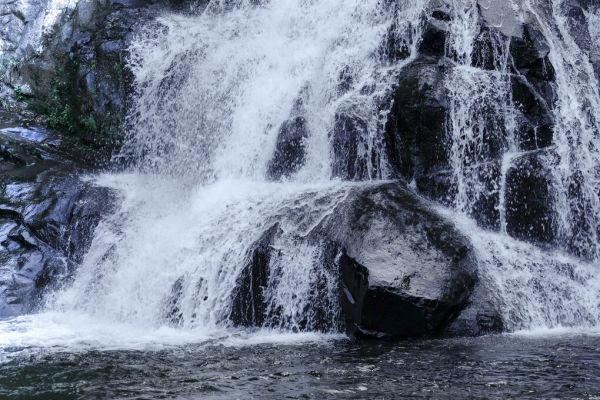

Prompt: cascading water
xmin=43 ymin=0 xmax=427 ymax=334
xmin=2 ymin=0 xmax=599 ymax=346
xmin=440 ymin=0 xmax=600 ymax=330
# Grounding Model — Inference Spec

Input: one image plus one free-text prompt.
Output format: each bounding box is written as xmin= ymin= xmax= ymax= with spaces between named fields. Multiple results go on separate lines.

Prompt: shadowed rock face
xmin=267 ymin=117 xmax=308 ymax=180
xmin=229 ymin=183 xmax=481 ymax=338
xmin=229 ymin=224 xmax=280 ymax=327
xmin=505 ymin=149 xmax=557 ymax=245
xmin=0 ymin=113 xmax=114 ymax=317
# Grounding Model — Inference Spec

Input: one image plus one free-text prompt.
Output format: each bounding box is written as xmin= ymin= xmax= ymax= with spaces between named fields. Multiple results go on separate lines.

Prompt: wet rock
xmin=0 ymin=119 xmax=114 ymax=317
xmin=504 ymin=149 xmax=556 ymax=245
xmin=230 ymin=183 xmax=479 ymax=338
xmin=383 ymin=59 xmax=448 ymax=182
xmin=511 ymin=76 xmax=554 ymax=151
xmin=509 ymin=23 xmax=558 ymax=138
xmin=510 ymin=24 xmax=555 ymax=81
xmin=267 ymin=117 xmax=308 ymax=180
xmin=322 ymin=183 xmax=477 ymax=338
xmin=446 ymin=284 xmax=504 ymax=336
xmin=1 ymin=0 xmax=177 ymax=155
xmin=419 ymin=18 xmax=448 ymax=58
xmin=477 ymin=0 xmax=523 ymax=38
xmin=380 ymin=8 xmax=559 ymax=235
xmin=229 ymin=224 xmax=280 ymax=327
xmin=331 ymin=111 xmax=370 ymax=180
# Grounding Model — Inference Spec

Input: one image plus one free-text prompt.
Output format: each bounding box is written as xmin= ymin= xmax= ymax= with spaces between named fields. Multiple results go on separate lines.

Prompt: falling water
xmin=441 ymin=0 xmax=600 ymax=331
xmin=44 ymin=0 xmax=427 ymax=334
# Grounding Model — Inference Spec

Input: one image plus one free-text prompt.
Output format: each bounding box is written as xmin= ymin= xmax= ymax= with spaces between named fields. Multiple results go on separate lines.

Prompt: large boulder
xmin=229 ymin=182 xmax=481 ymax=338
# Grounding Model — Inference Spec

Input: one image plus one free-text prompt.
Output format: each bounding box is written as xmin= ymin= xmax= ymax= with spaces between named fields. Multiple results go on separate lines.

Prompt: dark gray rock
xmin=331 ymin=111 xmax=371 ymax=180
xmin=383 ymin=59 xmax=448 ymax=182
xmin=267 ymin=117 xmax=308 ymax=180
xmin=446 ymin=283 xmax=503 ymax=336
xmin=0 ymin=114 xmax=114 ymax=317
xmin=505 ymin=149 xmax=557 ymax=245
xmin=230 ymin=224 xmax=280 ymax=327
xmin=322 ymin=183 xmax=477 ymax=337
xmin=380 ymin=7 xmax=559 ymax=236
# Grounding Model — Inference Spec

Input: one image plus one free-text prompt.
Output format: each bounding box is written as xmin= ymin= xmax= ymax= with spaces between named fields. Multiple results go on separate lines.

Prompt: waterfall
xmin=46 ymin=0 xmax=428 ymax=333
xmin=119 ymin=0 xmax=425 ymax=182
xmin=16 ymin=0 xmax=600 ymax=338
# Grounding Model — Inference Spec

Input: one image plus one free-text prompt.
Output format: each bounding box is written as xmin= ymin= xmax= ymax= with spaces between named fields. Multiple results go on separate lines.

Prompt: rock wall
xmin=0 ymin=111 xmax=114 ymax=316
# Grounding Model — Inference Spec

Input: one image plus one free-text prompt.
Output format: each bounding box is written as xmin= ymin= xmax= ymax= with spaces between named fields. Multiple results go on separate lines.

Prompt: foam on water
xmin=46 ymin=173 xmax=362 ymax=331
xmin=0 ymin=311 xmax=343 ymax=365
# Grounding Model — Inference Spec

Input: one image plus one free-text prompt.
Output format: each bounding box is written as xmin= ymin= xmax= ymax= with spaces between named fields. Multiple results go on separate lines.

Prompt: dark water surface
xmin=1 ymin=333 xmax=599 ymax=399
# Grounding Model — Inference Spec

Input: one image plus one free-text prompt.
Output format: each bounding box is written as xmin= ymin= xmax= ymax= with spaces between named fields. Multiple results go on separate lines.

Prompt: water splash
xmin=445 ymin=0 xmax=517 ymax=226
xmin=525 ymin=0 xmax=600 ymax=261
xmin=440 ymin=0 xmax=600 ymax=330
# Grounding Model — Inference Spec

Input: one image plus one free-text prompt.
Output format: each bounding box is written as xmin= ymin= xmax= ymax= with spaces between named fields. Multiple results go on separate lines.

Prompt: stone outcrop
xmin=0 ymin=112 xmax=113 ymax=317
xmin=1 ymin=0 xmax=204 ymax=159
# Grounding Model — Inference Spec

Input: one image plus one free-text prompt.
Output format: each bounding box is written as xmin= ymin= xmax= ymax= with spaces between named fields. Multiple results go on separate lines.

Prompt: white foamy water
xmin=0 ymin=311 xmax=343 ymax=364
xmin=47 ymin=173 xmax=363 ymax=331
xmin=122 ymin=0 xmax=425 ymax=181
xmin=1 ymin=0 xmax=600 ymax=352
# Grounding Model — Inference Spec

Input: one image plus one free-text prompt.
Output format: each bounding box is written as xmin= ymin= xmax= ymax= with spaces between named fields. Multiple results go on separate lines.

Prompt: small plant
xmin=80 ymin=114 xmax=97 ymax=132
xmin=14 ymin=86 xmax=27 ymax=101
xmin=47 ymin=104 xmax=75 ymax=132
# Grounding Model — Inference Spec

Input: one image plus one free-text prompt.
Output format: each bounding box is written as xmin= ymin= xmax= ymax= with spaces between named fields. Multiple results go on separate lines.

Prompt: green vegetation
xmin=14 ymin=86 xmax=27 ymax=101
xmin=47 ymin=104 xmax=75 ymax=131
xmin=80 ymin=114 xmax=97 ymax=132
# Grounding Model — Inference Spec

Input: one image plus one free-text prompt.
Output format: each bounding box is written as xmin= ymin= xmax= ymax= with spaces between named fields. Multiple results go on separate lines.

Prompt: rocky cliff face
xmin=1 ymin=0 xmax=200 ymax=159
